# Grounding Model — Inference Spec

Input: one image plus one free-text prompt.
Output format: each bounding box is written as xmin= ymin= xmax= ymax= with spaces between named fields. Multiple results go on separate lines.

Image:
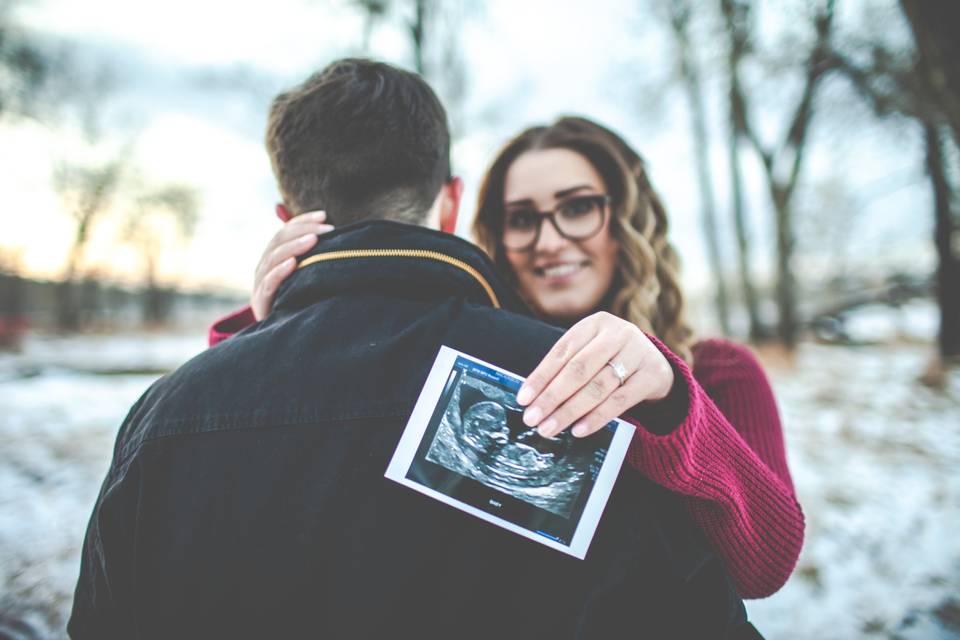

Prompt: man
xmin=70 ymin=59 xmax=756 ymax=639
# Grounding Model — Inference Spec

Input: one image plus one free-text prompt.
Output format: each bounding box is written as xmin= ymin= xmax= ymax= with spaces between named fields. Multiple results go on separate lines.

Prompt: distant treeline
xmin=0 ymin=272 xmax=243 ymax=338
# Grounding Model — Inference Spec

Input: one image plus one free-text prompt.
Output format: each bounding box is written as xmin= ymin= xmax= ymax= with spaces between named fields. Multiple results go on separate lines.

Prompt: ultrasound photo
xmin=386 ymin=347 xmax=633 ymax=558
xmin=425 ymin=371 xmax=609 ymax=518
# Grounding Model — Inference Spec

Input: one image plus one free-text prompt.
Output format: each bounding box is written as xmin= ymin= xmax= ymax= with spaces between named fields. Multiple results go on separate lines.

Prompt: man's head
xmin=266 ymin=58 xmax=460 ymax=229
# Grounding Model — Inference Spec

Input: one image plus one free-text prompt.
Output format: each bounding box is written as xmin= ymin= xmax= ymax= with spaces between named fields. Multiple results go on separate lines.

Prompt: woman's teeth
xmin=540 ymin=263 xmax=581 ymax=277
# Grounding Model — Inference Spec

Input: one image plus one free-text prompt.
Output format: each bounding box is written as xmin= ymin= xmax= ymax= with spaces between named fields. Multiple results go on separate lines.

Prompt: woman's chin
xmin=537 ymin=302 xmax=593 ymax=327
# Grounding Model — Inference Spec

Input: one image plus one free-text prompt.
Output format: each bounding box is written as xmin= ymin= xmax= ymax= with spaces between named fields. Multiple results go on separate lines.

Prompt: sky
xmin=0 ymin=0 xmax=935 ymax=304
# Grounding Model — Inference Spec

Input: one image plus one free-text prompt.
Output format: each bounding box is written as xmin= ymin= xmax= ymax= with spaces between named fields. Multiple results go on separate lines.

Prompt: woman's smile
xmin=503 ymin=148 xmax=619 ymax=324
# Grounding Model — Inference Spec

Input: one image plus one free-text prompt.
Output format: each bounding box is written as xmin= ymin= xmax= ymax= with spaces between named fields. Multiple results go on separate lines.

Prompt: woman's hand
xmin=516 ymin=312 xmax=675 ymax=438
xmin=251 ymin=211 xmax=334 ymax=320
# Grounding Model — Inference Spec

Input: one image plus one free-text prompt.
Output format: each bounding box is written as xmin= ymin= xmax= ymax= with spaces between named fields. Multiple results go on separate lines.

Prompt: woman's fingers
xmin=265 ymin=211 xmax=328 ymax=253
xmin=251 ymin=257 xmax=298 ymax=320
xmin=524 ymin=331 xmax=624 ymax=432
xmin=264 ymin=230 xmax=324 ymax=275
xmin=516 ymin=313 xmax=604 ymax=406
xmin=252 ymin=230 xmax=327 ymax=317
xmin=251 ymin=210 xmax=334 ymax=320
xmin=517 ymin=310 xmax=675 ymax=438
xmin=566 ymin=371 xmax=660 ymax=438
xmin=520 ymin=314 xmax=633 ymax=428
xmin=254 ymin=212 xmax=330 ymax=281
xmin=536 ymin=332 xmax=645 ymax=438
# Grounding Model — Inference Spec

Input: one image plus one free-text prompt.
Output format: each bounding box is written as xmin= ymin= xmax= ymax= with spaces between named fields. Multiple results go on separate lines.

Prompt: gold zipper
xmin=298 ymin=249 xmax=501 ymax=309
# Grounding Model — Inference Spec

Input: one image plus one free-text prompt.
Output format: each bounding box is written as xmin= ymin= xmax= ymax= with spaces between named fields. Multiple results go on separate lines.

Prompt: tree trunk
xmin=685 ymin=76 xmax=732 ymax=336
xmin=719 ymin=0 xmax=834 ymax=350
xmin=361 ymin=14 xmax=375 ymax=52
xmin=670 ymin=0 xmax=731 ymax=335
xmin=728 ymin=127 xmax=763 ymax=339
xmin=58 ymin=224 xmax=89 ymax=331
xmin=411 ymin=0 xmax=426 ymax=75
xmin=721 ymin=0 xmax=763 ymax=340
xmin=142 ymin=253 xmax=165 ymax=325
xmin=821 ymin=4 xmax=958 ymax=357
xmin=0 ymin=270 xmax=26 ymax=350
xmin=55 ymin=159 xmax=122 ymax=330
xmin=923 ymin=121 xmax=960 ymax=358
xmin=772 ymin=185 xmax=798 ymax=349
xmin=901 ymin=0 xmax=960 ymax=149
xmin=56 ymin=280 xmax=80 ymax=331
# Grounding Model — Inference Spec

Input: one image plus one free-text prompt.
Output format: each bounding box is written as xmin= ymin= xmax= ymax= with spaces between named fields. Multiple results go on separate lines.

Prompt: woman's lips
xmin=533 ymin=262 xmax=587 ymax=284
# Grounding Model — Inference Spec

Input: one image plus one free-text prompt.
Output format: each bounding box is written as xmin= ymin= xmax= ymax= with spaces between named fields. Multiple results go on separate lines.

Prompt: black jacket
xmin=69 ymin=221 xmax=753 ymax=639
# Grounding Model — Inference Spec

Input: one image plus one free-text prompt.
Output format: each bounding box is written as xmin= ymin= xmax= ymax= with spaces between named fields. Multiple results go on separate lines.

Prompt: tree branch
xmin=721 ymin=0 xmax=774 ymax=176
xmin=781 ymin=0 xmax=836 ymax=197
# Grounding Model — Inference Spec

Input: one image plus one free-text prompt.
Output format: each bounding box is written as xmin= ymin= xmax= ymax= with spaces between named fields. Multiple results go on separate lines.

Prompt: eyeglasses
xmin=502 ymin=194 xmax=611 ymax=251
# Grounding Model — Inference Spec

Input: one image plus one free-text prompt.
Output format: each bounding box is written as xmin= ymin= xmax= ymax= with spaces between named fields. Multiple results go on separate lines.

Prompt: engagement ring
xmin=607 ymin=360 xmax=628 ymax=387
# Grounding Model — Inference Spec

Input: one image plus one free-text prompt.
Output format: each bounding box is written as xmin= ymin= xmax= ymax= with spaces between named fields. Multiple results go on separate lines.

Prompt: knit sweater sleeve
xmin=623 ymin=337 xmax=804 ymax=599
xmin=208 ymin=305 xmax=257 ymax=347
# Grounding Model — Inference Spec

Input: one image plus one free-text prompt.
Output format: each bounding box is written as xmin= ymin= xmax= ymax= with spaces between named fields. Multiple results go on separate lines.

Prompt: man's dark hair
xmin=266 ymin=58 xmax=451 ymax=226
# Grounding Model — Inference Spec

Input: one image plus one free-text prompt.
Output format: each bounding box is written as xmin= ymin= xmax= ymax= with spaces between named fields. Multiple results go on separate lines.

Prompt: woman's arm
xmin=207 ymin=211 xmax=333 ymax=348
xmin=208 ymin=306 xmax=257 ymax=347
xmin=518 ymin=317 xmax=803 ymax=598
xmin=625 ymin=337 xmax=804 ymax=599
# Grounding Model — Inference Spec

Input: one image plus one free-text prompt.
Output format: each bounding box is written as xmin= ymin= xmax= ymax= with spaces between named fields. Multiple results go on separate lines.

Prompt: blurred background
xmin=0 ymin=0 xmax=957 ymax=638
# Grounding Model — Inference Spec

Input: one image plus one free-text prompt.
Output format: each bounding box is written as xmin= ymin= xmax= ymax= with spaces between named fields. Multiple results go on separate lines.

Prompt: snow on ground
xmin=0 ymin=333 xmax=206 ymax=638
xmin=0 ymin=332 xmax=958 ymax=639
xmin=747 ymin=344 xmax=960 ymax=639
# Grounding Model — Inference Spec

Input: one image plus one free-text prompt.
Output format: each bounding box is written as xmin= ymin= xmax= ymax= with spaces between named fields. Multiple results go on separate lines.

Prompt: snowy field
xmin=0 ymin=330 xmax=958 ymax=639
xmin=746 ymin=343 xmax=960 ymax=639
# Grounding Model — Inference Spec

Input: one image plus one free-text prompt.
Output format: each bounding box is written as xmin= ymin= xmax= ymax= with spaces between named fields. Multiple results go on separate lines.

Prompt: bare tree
xmin=410 ymin=0 xmax=427 ymax=75
xmin=52 ymin=157 xmax=124 ymax=329
xmin=719 ymin=0 xmax=765 ymax=340
xmin=123 ymin=184 xmax=200 ymax=324
xmin=922 ymin=122 xmax=958 ymax=360
xmin=53 ymin=155 xmax=202 ymax=329
xmin=346 ymin=0 xmax=469 ymax=134
xmin=900 ymin=1 xmax=960 ymax=148
xmin=726 ymin=0 xmax=837 ymax=349
xmin=901 ymin=0 xmax=960 ymax=361
xmin=0 ymin=249 xmax=26 ymax=349
xmin=1 ymin=0 xmax=103 ymax=127
xmin=352 ymin=0 xmax=391 ymax=52
xmin=0 ymin=0 xmax=55 ymax=120
xmin=825 ymin=1 xmax=960 ymax=362
xmin=666 ymin=0 xmax=732 ymax=336
xmin=403 ymin=0 xmax=469 ymax=134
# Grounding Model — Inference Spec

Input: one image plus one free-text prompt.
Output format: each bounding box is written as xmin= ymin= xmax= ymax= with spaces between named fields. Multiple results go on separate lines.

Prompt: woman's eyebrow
xmin=505 ymin=185 xmax=597 ymax=208
xmin=554 ymin=185 xmax=596 ymax=198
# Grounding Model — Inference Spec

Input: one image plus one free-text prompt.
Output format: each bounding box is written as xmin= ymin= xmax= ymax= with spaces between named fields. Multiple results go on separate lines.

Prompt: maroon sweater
xmin=630 ymin=336 xmax=804 ymax=598
xmin=209 ymin=307 xmax=803 ymax=598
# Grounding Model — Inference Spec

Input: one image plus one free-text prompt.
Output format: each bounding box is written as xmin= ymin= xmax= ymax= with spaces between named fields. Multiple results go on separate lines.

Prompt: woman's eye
xmin=507 ymin=211 xmax=538 ymax=229
xmin=560 ymin=197 xmax=594 ymax=218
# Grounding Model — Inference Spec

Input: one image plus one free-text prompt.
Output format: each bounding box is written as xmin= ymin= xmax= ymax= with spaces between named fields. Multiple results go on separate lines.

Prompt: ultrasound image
xmin=426 ymin=373 xmax=609 ymax=518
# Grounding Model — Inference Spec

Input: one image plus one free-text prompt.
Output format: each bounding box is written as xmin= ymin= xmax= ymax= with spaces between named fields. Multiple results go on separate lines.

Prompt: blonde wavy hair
xmin=472 ymin=116 xmax=696 ymax=364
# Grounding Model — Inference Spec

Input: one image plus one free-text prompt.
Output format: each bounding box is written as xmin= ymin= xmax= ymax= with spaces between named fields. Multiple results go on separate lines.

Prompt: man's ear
xmin=440 ymin=177 xmax=463 ymax=234
xmin=275 ymin=203 xmax=293 ymax=222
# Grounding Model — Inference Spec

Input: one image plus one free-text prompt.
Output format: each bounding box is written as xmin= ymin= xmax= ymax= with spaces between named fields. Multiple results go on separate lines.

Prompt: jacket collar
xmin=272 ymin=220 xmax=531 ymax=315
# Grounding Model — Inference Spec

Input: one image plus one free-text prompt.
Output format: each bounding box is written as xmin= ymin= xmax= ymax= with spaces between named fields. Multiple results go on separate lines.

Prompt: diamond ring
xmin=606 ymin=360 xmax=628 ymax=387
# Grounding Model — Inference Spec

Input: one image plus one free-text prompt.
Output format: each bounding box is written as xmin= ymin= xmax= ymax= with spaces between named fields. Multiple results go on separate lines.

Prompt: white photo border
xmin=385 ymin=345 xmax=635 ymax=559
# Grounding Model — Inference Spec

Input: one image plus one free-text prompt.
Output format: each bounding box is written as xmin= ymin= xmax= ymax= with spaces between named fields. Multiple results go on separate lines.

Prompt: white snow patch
xmin=747 ymin=344 xmax=960 ymax=639
xmin=0 ymin=333 xmax=202 ymax=638
xmin=0 ymin=335 xmax=958 ymax=638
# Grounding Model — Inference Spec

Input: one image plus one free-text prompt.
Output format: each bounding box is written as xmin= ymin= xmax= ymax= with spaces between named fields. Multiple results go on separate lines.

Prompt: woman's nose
xmin=534 ymin=218 xmax=569 ymax=252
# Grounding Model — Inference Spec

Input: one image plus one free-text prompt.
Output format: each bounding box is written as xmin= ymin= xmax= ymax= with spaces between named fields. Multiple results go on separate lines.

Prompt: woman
xmin=210 ymin=116 xmax=804 ymax=599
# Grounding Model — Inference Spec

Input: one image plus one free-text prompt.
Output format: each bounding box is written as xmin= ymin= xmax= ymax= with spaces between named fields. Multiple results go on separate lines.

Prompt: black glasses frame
xmin=502 ymin=194 xmax=611 ymax=251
